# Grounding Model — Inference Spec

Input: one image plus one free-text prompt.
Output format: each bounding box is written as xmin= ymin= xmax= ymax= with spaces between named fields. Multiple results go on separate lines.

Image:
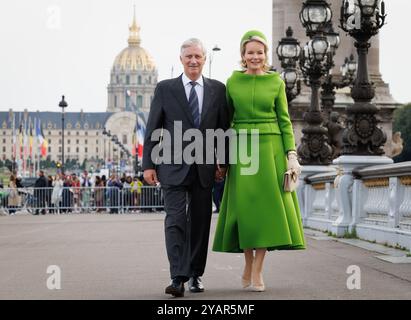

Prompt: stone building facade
xmin=0 ymin=12 xmax=154 ymax=170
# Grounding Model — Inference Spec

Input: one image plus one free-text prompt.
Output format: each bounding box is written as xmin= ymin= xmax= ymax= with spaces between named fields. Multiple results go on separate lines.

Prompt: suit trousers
xmin=162 ymin=165 xmax=213 ymax=281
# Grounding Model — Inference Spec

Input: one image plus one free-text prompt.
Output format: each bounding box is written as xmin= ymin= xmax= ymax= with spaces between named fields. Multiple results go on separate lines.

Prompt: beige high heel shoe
xmin=241 ymin=277 xmax=251 ymax=288
xmin=241 ymin=264 xmax=252 ymax=288
xmin=251 ymin=265 xmax=265 ymax=292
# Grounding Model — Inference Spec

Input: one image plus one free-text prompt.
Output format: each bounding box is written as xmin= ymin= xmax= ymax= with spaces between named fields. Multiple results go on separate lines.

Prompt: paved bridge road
xmin=0 ymin=214 xmax=410 ymax=300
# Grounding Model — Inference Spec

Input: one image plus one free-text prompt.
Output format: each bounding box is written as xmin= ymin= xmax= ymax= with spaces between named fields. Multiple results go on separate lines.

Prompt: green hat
xmin=240 ymin=30 xmax=268 ymax=50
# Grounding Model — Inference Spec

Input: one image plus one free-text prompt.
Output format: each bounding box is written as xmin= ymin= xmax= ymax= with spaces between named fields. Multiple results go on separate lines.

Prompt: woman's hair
xmin=10 ymin=174 xmax=16 ymax=182
xmin=180 ymin=38 xmax=207 ymax=58
xmin=240 ymin=38 xmax=271 ymax=72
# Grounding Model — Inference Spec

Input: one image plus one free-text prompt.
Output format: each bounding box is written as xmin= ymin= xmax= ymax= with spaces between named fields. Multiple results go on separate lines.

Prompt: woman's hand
xmin=287 ymin=151 xmax=302 ymax=175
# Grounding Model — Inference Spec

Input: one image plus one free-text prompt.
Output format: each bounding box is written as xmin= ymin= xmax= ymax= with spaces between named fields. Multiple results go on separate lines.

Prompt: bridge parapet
xmin=300 ymin=161 xmax=411 ymax=251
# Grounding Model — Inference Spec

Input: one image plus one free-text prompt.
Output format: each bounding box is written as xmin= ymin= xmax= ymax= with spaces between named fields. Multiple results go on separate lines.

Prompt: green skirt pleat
xmin=212 ymin=134 xmax=306 ymax=253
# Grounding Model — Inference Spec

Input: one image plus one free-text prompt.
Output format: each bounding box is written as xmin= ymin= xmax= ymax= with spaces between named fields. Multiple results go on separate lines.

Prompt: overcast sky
xmin=0 ymin=0 xmax=410 ymax=113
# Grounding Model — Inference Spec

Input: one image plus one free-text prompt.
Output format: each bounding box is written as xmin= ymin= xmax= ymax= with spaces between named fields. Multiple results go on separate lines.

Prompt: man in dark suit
xmin=143 ymin=38 xmax=230 ymax=297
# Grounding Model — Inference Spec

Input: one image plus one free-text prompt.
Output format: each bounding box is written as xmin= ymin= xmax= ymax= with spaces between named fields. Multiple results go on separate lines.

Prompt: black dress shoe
xmin=165 ymin=278 xmax=185 ymax=297
xmin=188 ymin=276 xmax=204 ymax=293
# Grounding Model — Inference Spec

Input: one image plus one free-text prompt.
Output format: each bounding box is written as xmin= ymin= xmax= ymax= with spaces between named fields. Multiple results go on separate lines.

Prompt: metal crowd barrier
xmin=0 ymin=186 xmax=164 ymax=215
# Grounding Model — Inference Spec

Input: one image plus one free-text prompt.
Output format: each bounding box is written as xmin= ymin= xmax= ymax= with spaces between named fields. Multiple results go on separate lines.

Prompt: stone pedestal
xmin=331 ymin=155 xmax=393 ymax=236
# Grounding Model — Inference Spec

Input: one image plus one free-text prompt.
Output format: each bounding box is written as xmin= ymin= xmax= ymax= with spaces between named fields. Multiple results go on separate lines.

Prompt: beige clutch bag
xmin=283 ymin=170 xmax=299 ymax=192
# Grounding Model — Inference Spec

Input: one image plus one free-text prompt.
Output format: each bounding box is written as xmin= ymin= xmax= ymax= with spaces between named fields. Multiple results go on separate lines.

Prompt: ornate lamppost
xmin=320 ymin=23 xmax=341 ymax=121
xmin=102 ymin=127 xmax=108 ymax=169
xmin=58 ymin=96 xmax=68 ymax=173
xmin=298 ymin=0 xmax=333 ymax=165
xmin=339 ymin=0 xmax=387 ymax=155
xmin=276 ymin=26 xmax=302 ymax=103
xmin=320 ymin=23 xmax=358 ymax=159
xmin=111 ymin=135 xmax=120 ymax=175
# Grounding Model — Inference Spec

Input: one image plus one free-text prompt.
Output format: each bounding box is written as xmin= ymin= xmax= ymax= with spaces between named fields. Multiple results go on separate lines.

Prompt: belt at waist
xmin=233 ymin=118 xmax=276 ymax=124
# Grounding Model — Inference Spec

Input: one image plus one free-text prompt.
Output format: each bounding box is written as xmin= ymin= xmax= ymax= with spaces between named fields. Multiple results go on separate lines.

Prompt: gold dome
xmin=112 ymin=10 xmax=156 ymax=72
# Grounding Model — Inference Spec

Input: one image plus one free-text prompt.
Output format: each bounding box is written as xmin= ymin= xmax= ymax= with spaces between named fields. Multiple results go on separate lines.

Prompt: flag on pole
xmin=11 ymin=113 xmax=16 ymax=160
xmin=29 ymin=119 xmax=33 ymax=159
xmin=36 ymin=119 xmax=48 ymax=158
xmin=23 ymin=119 xmax=28 ymax=159
xmin=136 ymin=113 xmax=146 ymax=159
xmin=19 ymin=117 xmax=23 ymax=159
xmin=40 ymin=123 xmax=48 ymax=157
xmin=131 ymin=123 xmax=137 ymax=156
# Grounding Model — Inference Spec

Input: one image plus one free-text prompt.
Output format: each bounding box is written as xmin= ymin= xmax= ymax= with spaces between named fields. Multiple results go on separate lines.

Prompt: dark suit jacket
xmin=142 ymin=74 xmax=231 ymax=188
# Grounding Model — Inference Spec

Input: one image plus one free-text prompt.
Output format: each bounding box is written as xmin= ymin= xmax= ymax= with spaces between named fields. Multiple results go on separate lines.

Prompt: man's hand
xmin=215 ymin=165 xmax=227 ymax=182
xmin=143 ymin=169 xmax=159 ymax=186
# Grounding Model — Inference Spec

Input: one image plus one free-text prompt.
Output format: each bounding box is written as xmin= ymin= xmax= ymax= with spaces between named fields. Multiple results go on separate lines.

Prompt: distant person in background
xmin=131 ymin=176 xmax=143 ymax=212
xmin=94 ymin=176 xmax=104 ymax=212
xmin=51 ymin=174 xmax=64 ymax=214
xmin=8 ymin=174 xmax=21 ymax=215
xmin=47 ymin=175 xmax=53 ymax=213
xmin=62 ymin=174 xmax=73 ymax=213
xmin=80 ymin=170 xmax=92 ymax=212
xmin=34 ymin=170 xmax=48 ymax=215
xmin=107 ymin=174 xmax=122 ymax=213
xmin=71 ymin=173 xmax=81 ymax=213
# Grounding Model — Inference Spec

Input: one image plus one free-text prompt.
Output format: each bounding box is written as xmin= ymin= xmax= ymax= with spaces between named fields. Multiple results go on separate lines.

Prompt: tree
xmin=393 ymin=103 xmax=411 ymax=162
xmin=5 ymin=159 xmax=13 ymax=172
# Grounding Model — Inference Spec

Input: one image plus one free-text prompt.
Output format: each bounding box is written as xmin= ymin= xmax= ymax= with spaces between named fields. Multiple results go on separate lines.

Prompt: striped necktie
xmin=189 ymin=81 xmax=200 ymax=128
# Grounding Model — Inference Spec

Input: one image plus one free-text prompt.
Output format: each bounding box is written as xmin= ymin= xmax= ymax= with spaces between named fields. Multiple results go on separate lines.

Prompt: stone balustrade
xmin=300 ymin=161 xmax=411 ymax=251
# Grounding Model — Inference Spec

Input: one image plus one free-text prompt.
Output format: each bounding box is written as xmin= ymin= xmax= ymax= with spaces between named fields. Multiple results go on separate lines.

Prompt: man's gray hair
xmin=180 ymin=38 xmax=207 ymax=57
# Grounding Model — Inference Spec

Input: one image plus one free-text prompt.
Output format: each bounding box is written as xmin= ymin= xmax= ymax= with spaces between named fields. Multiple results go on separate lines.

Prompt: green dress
xmin=212 ymin=71 xmax=306 ymax=252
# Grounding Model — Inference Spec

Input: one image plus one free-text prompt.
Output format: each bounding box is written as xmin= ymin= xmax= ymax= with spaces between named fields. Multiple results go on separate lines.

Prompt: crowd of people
xmin=0 ymin=170 xmax=153 ymax=215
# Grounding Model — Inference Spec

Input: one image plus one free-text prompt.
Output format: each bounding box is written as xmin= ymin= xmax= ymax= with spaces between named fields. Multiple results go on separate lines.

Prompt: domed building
xmin=107 ymin=11 xmax=158 ymax=113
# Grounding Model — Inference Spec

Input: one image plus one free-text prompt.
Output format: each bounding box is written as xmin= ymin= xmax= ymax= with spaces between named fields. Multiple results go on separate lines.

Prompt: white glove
xmin=287 ymin=151 xmax=302 ymax=175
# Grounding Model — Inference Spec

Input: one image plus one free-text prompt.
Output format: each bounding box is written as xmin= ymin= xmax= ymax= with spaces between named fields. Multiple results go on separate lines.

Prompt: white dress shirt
xmin=182 ymin=73 xmax=204 ymax=115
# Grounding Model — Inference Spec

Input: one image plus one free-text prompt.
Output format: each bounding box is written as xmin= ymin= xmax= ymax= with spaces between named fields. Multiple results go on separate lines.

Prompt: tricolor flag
xmin=11 ymin=113 xmax=16 ymax=159
xmin=131 ymin=123 xmax=137 ymax=156
xmin=18 ymin=121 xmax=23 ymax=160
xmin=40 ymin=123 xmax=48 ymax=157
xmin=36 ymin=119 xmax=48 ymax=158
xmin=23 ymin=119 xmax=28 ymax=159
xmin=29 ymin=120 xmax=33 ymax=158
xmin=136 ymin=113 xmax=146 ymax=159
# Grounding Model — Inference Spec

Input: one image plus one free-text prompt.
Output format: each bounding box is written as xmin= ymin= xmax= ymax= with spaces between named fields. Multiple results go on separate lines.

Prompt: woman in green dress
xmin=212 ymin=30 xmax=306 ymax=292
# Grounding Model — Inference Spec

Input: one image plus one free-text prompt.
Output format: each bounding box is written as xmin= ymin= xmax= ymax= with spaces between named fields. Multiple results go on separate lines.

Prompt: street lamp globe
xmin=276 ymin=27 xmax=301 ymax=67
xmin=300 ymin=0 xmax=332 ymax=36
xmin=307 ymin=35 xmax=329 ymax=63
xmin=281 ymin=69 xmax=298 ymax=90
xmin=59 ymin=95 xmax=68 ymax=109
xmin=325 ymin=24 xmax=340 ymax=55
xmin=358 ymin=0 xmax=380 ymax=16
xmin=58 ymin=95 xmax=68 ymax=172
